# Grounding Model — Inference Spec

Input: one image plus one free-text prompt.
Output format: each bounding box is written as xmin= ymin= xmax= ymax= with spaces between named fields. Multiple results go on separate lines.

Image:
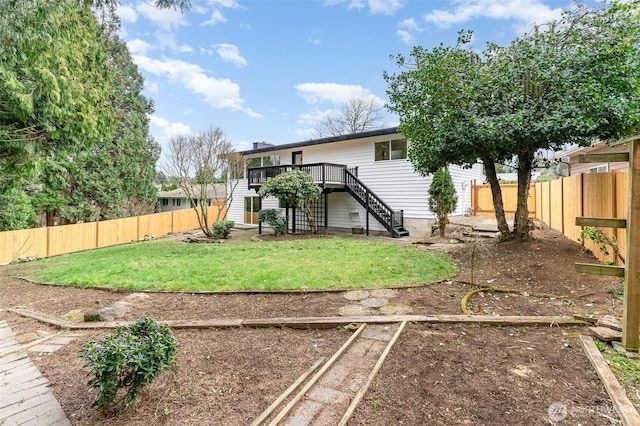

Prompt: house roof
xmin=240 ymin=126 xmax=400 ymax=155
xmin=553 ymin=140 xmax=627 ymax=160
xmin=157 ymin=184 xmax=226 ymax=199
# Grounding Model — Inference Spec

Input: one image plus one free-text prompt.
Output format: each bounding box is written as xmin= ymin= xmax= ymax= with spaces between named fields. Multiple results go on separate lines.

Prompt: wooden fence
xmin=472 ymin=172 xmax=628 ymax=264
xmin=472 ymin=182 xmax=536 ymax=217
xmin=534 ymin=171 xmax=628 ymax=265
xmin=0 ymin=204 xmax=227 ymax=265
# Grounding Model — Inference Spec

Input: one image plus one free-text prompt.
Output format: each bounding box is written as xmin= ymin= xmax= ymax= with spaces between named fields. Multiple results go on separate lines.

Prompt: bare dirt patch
xmin=0 ymin=224 xmax=628 ymax=425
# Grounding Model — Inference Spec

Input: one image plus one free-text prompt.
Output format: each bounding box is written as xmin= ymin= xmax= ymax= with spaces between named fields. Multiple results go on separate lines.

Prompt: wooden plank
xmin=575 ymin=263 xmax=625 ymax=277
xmin=338 ymin=321 xmax=407 ymax=426
xmin=266 ymin=324 xmax=367 ymax=426
xmin=579 ymin=153 xmax=630 ymax=163
xmin=624 ymin=139 xmax=640 ymax=349
xmin=580 ymin=335 xmax=640 ymax=425
xmin=575 ymin=217 xmax=627 ymax=228
xmin=11 ymin=308 xmax=586 ymax=330
xmin=250 ymin=357 xmax=325 ymax=426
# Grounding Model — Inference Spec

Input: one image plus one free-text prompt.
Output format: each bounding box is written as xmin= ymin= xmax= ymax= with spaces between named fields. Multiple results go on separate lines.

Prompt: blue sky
xmin=114 ymin=0 xmax=603 ymax=159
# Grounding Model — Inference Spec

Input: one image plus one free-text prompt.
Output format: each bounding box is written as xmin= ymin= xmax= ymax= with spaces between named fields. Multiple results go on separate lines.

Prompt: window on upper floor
xmin=247 ymin=155 xmax=281 ymax=168
xmin=375 ymin=139 xmax=407 ymax=161
xmin=588 ymin=164 xmax=608 ymax=173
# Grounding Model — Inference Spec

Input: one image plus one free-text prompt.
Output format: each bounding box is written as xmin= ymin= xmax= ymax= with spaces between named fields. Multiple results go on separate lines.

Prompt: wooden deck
xmin=0 ymin=320 xmax=70 ymax=426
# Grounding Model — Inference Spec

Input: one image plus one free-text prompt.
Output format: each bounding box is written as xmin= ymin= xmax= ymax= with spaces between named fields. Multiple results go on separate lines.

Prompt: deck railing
xmin=248 ymin=162 xmax=349 ymax=188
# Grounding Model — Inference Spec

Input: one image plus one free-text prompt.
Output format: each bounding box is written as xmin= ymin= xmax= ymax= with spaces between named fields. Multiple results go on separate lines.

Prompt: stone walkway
xmin=0 ymin=320 xmax=82 ymax=426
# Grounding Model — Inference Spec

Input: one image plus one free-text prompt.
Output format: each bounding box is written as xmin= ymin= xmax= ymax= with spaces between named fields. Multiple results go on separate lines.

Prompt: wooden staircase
xmin=345 ymin=169 xmax=409 ymax=238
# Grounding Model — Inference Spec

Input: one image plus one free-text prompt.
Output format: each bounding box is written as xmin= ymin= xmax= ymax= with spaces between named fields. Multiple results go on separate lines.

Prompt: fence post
xmin=623 ymin=140 xmax=640 ymax=350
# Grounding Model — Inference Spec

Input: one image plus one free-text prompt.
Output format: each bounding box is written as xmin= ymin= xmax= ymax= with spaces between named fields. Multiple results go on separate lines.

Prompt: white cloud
xmin=203 ymin=9 xmax=227 ymax=25
xmin=116 ymin=4 xmax=137 ymax=23
xmin=397 ymin=18 xmax=421 ymax=44
xmin=145 ymin=81 xmax=160 ymax=94
xmin=127 ymin=39 xmax=153 ymax=55
xmin=295 ymin=83 xmax=384 ymax=105
xmin=325 ymin=0 xmax=405 ymax=14
xmin=150 ymin=115 xmax=192 ymax=139
xmin=424 ymin=0 xmax=564 ymax=32
xmin=133 ymin=55 xmax=262 ymax=118
xmin=178 ymin=44 xmax=194 ymax=53
xmin=369 ymin=0 xmax=404 ymax=15
xmin=215 ymin=44 xmax=248 ymax=67
xmin=209 ymin=0 xmax=241 ymax=7
xmin=136 ymin=2 xmax=187 ymax=31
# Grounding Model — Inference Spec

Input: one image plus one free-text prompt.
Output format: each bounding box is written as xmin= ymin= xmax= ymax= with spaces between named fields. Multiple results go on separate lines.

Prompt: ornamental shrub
xmin=212 ymin=220 xmax=235 ymax=239
xmin=428 ymin=168 xmax=458 ymax=238
xmin=258 ymin=208 xmax=288 ymax=236
xmin=82 ymin=317 xmax=179 ymax=414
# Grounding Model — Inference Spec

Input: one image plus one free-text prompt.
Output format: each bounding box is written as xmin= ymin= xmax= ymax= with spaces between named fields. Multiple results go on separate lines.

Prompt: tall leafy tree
xmin=385 ymin=31 xmax=515 ymax=240
xmin=386 ymin=1 xmax=640 ymax=241
xmin=0 ymin=0 xmax=117 ymax=228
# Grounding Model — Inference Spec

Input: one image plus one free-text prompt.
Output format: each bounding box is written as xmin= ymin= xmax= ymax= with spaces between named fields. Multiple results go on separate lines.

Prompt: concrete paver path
xmin=0 ymin=320 xmax=71 ymax=426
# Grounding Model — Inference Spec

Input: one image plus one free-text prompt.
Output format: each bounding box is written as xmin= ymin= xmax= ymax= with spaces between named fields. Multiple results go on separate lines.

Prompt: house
xmin=554 ymin=141 xmax=629 ymax=176
xmin=157 ymin=184 xmax=226 ymax=212
xmin=226 ymin=127 xmax=484 ymax=238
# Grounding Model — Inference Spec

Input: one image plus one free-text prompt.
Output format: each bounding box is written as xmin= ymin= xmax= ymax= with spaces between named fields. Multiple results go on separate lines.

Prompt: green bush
xmin=82 ymin=317 xmax=179 ymax=414
xmin=212 ymin=220 xmax=235 ymax=239
xmin=259 ymin=208 xmax=288 ymax=236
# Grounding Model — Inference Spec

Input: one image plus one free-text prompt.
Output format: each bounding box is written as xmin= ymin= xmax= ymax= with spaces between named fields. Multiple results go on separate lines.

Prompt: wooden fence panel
xmin=98 ymin=217 xmax=139 ymax=248
xmin=562 ymin=175 xmax=583 ymax=243
xmin=138 ymin=212 xmax=173 ymax=239
xmin=583 ymin=172 xmax=617 ymax=264
xmin=540 ymin=181 xmax=551 ymax=226
xmin=549 ymin=179 xmax=564 ymax=232
xmin=172 ymin=208 xmax=200 ymax=233
xmin=616 ymin=171 xmax=629 ymax=264
xmin=48 ymin=222 xmax=97 ymax=257
xmin=0 ymin=228 xmax=48 ymax=264
xmin=471 ymin=184 xmax=536 ymax=217
xmin=535 ymin=183 xmax=542 ymax=221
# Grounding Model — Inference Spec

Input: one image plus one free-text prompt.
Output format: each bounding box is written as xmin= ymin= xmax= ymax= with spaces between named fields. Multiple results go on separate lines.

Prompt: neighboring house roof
xmin=157 ymin=184 xmax=226 ymax=199
xmin=552 ymin=141 xmax=614 ymax=160
xmin=241 ymin=126 xmax=400 ymax=155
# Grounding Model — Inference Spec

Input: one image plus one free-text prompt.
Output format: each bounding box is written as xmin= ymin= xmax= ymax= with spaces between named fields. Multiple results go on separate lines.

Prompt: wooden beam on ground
xmin=250 ymin=357 xmax=325 ymax=426
xmin=623 ymin=139 xmax=640 ymax=349
xmin=580 ymin=335 xmax=640 ymax=425
xmin=579 ymin=153 xmax=630 ymax=163
xmin=575 ymin=263 xmax=626 ymax=277
xmin=266 ymin=324 xmax=366 ymax=426
xmin=338 ymin=321 xmax=407 ymax=426
xmin=575 ymin=217 xmax=627 ymax=229
xmin=11 ymin=308 xmax=586 ymax=330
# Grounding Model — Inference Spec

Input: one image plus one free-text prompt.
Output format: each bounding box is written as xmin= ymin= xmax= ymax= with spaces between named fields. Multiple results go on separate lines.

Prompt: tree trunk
xmin=483 ymin=157 xmax=512 ymax=240
xmin=513 ymin=152 xmax=534 ymax=241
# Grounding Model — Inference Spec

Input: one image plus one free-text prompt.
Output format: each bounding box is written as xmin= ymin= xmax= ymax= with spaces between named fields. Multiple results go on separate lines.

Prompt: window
xmin=176 ymin=199 xmax=181 ymax=207
xmin=161 ymin=199 xmax=168 ymax=206
xmin=588 ymin=164 xmax=608 ymax=173
xmin=375 ymin=139 xmax=407 ymax=161
xmin=247 ymin=155 xmax=281 ymax=168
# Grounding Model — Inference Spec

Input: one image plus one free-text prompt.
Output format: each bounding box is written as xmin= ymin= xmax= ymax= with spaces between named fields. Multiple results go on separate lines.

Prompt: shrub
xmin=428 ymin=168 xmax=458 ymax=238
xmin=259 ymin=208 xmax=288 ymax=236
xmin=82 ymin=317 xmax=179 ymax=414
xmin=212 ymin=220 xmax=235 ymax=239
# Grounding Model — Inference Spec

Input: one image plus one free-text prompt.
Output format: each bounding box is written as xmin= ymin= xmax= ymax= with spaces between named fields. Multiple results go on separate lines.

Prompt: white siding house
xmin=227 ymin=127 xmax=483 ymax=237
xmin=157 ymin=184 xmax=226 ymax=213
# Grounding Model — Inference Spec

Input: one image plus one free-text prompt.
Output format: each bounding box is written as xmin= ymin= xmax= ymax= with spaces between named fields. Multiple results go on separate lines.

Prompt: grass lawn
xmin=23 ymin=238 xmax=455 ymax=292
